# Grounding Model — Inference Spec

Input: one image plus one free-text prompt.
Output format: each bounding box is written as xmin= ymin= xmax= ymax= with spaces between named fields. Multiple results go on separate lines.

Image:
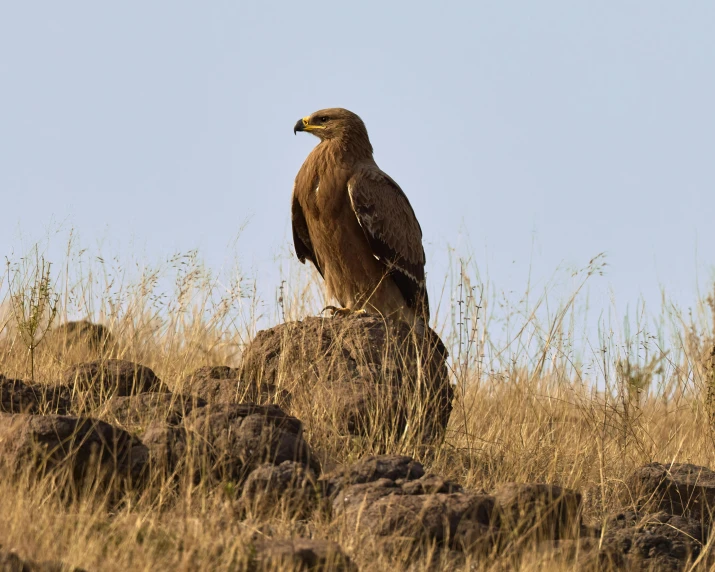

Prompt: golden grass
xmin=0 ymin=240 xmax=714 ymax=570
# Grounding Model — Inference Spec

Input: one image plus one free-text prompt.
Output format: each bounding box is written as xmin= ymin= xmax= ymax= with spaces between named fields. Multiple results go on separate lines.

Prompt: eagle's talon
xmin=320 ymin=305 xmax=367 ymax=318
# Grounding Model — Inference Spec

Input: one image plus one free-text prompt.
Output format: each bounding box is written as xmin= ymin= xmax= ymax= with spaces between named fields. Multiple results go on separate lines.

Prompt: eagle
xmin=292 ymin=108 xmax=429 ymax=325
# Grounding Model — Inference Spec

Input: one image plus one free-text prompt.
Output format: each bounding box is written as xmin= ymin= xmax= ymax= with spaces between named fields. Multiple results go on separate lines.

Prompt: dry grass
xmin=1 ymin=239 xmax=714 ymax=570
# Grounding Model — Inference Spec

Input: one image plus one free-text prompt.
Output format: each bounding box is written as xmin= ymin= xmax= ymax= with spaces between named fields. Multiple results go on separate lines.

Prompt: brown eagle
xmin=292 ymin=108 xmax=429 ymax=324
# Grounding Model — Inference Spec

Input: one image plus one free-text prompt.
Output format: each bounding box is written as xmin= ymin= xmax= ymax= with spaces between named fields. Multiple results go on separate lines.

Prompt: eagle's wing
xmin=348 ymin=167 xmax=429 ymax=316
xmin=291 ymin=192 xmax=323 ymax=277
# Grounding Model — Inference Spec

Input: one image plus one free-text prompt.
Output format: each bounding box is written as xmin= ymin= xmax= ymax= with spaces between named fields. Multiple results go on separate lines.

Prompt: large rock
xmin=64 ymin=359 xmax=167 ymax=405
xmin=0 ymin=375 xmax=71 ymax=415
xmin=0 ymin=549 xmax=87 ymax=572
xmin=328 ymin=456 xmax=497 ymax=552
xmin=103 ymin=392 xmax=206 ymax=429
xmin=140 ymin=422 xmax=189 ymax=481
xmin=332 ymin=476 xmax=497 ymax=552
xmin=251 ymin=538 xmax=356 ymax=571
xmin=182 ymin=403 xmax=319 ymax=484
xmin=624 ymin=462 xmax=715 ymax=522
xmin=181 ymin=366 xmax=288 ymax=405
xmin=241 ymin=460 xmax=318 ymax=516
xmin=45 ymin=320 xmax=112 ymax=356
xmin=547 ymin=511 xmax=709 ymax=571
xmin=320 ymin=454 xmax=425 ymax=496
xmin=239 ymin=314 xmax=452 ymax=441
xmin=0 ymin=413 xmax=147 ymax=491
xmin=492 ymin=483 xmax=582 ymax=541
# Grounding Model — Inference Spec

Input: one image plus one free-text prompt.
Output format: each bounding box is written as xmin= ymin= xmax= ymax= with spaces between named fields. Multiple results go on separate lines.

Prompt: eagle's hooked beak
xmin=293 ymin=117 xmax=309 ymax=135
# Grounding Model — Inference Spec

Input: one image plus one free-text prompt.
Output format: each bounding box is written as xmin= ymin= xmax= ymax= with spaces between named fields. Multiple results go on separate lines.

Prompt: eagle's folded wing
xmin=291 ymin=193 xmax=323 ymax=277
xmin=347 ymin=167 xmax=429 ymax=316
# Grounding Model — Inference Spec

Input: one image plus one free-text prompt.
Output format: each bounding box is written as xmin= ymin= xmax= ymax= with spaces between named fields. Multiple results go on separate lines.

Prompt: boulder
xmin=492 ymin=483 xmax=582 ymax=541
xmin=0 ymin=375 xmax=71 ymax=415
xmin=624 ymin=462 xmax=715 ymax=522
xmin=140 ymin=422 xmax=188 ymax=479
xmin=103 ymin=392 xmax=206 ymax=429
xmin=251 ymin=538 xmax=356 ymax=571
xmin=64 ymin=359 xmax=167 ymax=405
xmin=320 ymin=454 xmax=425 ymax=496
xmin=546 ymin=511 xmax=709 ymax=571
xmin=239 ymin=314 xmax=452 ymax=442
xmin=241 ymin=460 xmax=318 ymax=516
xmin=0 ymin=413 xmax=147 ymax=491
xmin=0 ymin=549 xmax=87 ymax=572
xmin=182 ymin=403 xmax=319 ymax=484
xmin=45 ymin=320 xmax=112 ymax=355
xmin=181 ymin=366 xmax=288 ymax=405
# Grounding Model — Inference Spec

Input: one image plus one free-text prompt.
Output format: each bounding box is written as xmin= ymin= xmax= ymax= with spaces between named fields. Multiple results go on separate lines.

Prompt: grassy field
xmin=0 ymin=242 xmax=714 ymax=570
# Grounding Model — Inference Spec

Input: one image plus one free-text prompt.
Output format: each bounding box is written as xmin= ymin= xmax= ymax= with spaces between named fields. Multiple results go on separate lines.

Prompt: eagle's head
xmin=293 ymin=108 xmax=369 ymax=142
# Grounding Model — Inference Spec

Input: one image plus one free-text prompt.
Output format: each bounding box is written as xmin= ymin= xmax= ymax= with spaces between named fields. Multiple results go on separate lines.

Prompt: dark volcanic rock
xmin=545 ymin=511 xmax=709 ymax=571
xmin=181 ymin=365 xmax=288 ymax=405
xmin=0 ymin=413 xmax=147 ymax=490
xmin=321 ymin=454 xmax=425 ymax=496
xmin=492 ymin=483 xmax=582 ymax=541
xmin=624 ymin=462 xmax=715 ymax=522
xmin=239 ymin=314 xmax=452 ymax=441
xmin=182 ymin=403 xmax=319 ymax=484
xmin=241 ymin=461 xmax=318 ymax=516
xmin=0 ymin=549 xmax=87 ymax=572
xmin=0 ymin=375 xmax=71 ymax=415
xmin=104 ymin=392 xmax=206 ymax=429
xmin=47 ymin=320 xmax=112 ymax=353
xmin=252 ymin=538 xmax=356 ymax=571
xmin=329 ymin=458 xmax=498 ymax=552
xmin=64 ymin=359 xmax=167 ymax=403
xmin=140 ymin=422 xmax=188 ymax=479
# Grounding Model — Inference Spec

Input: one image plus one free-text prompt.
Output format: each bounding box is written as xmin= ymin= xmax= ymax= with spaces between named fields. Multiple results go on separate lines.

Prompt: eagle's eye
xmin=319 ymin=116 xmax=329 ymax=123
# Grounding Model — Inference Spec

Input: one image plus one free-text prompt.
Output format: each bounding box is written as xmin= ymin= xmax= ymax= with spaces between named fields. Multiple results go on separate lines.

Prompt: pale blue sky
xmin=1 ymin=2 xmax=714 ymax=341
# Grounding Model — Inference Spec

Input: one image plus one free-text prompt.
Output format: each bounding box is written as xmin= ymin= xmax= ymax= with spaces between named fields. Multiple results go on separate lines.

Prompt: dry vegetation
xmin=1 ymin=239 xmax=714 ymax=571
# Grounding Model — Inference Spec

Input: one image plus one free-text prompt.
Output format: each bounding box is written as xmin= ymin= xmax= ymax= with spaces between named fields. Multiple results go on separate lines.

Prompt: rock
xmin=182 ymin=403 xmax=319 ymax=484
xmin=0 ymin=549 xmax=87 ymax=572
xmin=103 ymin=392 xmax=206 ymax=429
xmin=238 ymin=314 xmax=452 ymax=441
xmin=181 ymin=366 xmax=288 ymax=405
xmin=545 ymin=511 xmax=709 ymax=571
xmin=241 ymin=461 xmax=317 ymax=516
xmin=140 ymin=422 xmax=188 ymax=479
xmin=625 ymin=462 xmax=715 ymax=522
xmin=0 ymin=375 xmax=71 ymax=415
xmin=321 ymin=454 xmax=425 ymax=496
xmin=64 ymin=359 xmax=167 ymax=404
xmin=251 ymin=538 xmax=356 ymax=571
xmin=46 ymin=320 xmax=112 ymax=354
xmin=492 ymin=483 xmax=582 ymax=541
xmin=0 ymin=413 xmax=147 ymax=491
xmin=331 ymin=466 xmax=498 ymax=552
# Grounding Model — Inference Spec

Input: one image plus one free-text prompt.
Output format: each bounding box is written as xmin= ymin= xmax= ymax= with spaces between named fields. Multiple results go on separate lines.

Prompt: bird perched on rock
xmin=292 ymin=108 xmax=429 ymax=326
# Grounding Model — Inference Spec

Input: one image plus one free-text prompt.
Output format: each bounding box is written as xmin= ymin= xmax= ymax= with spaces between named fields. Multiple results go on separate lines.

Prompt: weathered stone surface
xmin=331 ymin=467 xmax=497 ymax=551
xmin=64 ymin=359 xmax=167 ymax=402
xmin=46 ymin=320 xmax=112 ymax=353
xmin=624 ymin=462 xmax=715 ymax=522
xmin=103 ymin=392 xmax=206 ymax=429
xmin=181 ymin=365 xmax=288 ymax=405
xmin=0 ymin=413 xmax=147 ymax=489
xmin=238 ymin=314 xmax=452 ymax=441
xmin=0 ymin=375 xmax=71 ymax=415
xmin=182 ymin=403 xmax=319 ymax=484
xmin=546 ymin=511 xmax=709 ymax=571
xmin=492 ymin=483 xmax=582 ymax=541
xmin=321 ymin=454 xmax=425 ymax=496
xmin=252 ymin=538 xmax=356 ymax=571
xmin=140 ymin=422 xmax=188 ymax=479
xmin=241 ymin=461 xmax=317 ymax=516
xmin=0 ymin=549 xmax=87 ymax=572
